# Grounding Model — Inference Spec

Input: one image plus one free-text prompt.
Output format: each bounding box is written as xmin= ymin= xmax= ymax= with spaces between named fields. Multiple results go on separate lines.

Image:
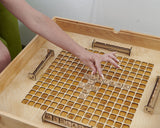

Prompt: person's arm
xmin=0 ymin=0 xmax=119 ymax=77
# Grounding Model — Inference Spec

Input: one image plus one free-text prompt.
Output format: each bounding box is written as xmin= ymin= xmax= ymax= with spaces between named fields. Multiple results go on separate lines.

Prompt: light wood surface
xmin=0 ymin=111 xmax=37 ymax=128
xmin=0 ymin=17 xmax=160 ymax=128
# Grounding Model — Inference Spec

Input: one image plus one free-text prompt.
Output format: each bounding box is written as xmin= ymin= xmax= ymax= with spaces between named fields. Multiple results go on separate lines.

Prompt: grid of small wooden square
xmin=22 ymin=49 xmax=154 ymax=128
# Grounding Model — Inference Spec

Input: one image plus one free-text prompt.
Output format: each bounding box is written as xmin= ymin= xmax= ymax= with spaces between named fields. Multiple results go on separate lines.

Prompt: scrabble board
xmin=22 ymin=49 xmax=153 ymax=128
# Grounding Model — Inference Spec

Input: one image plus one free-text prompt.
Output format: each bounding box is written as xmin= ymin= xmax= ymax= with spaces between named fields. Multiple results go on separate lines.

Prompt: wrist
xmin=74 ymin=47 xmax=89 ymax=59
xmin=69 ymin=44 xmax=86 ymax=57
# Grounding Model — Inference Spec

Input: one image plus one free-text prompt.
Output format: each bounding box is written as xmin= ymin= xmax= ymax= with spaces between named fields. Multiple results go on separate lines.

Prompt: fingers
xmin=81 ymin=52 xmax=120 ymax=79
xmin=94 ymin=52 xmax=120 ymax=76
xmin=95 ymin=60 xmax=103 ymax=77
xmin=108 ymin=52 xmax=119 ymax=63
xmin=103 ymin=52 xmax=120 ymax=68
xmin=90 ymin=52 xmax=120 ymax=77
xmin=111 ymin=52 xmax=116 ymax=56
xmin=107 ymin=57 xmax=120 ymax=68
xmin=88 ymin=61 xmax=97 ymax=74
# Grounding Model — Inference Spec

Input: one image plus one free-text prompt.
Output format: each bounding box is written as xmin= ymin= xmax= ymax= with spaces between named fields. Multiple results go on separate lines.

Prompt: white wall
xmin=19 ymin=0 xmax=160 ymax=45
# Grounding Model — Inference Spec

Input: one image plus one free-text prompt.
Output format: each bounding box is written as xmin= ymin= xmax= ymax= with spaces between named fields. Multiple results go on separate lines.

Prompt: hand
xmin=78 ymin=50 xmax=120 ymax=77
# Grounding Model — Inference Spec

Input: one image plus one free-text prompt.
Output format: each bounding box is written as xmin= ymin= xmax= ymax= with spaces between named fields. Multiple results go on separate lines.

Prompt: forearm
xmin=0 ymin=0 xmax=119 ymax=76
xmin=30 ymin=14 xmax=86 ymax=57
xmin=0 ymin=0 xmax=86 ymax=57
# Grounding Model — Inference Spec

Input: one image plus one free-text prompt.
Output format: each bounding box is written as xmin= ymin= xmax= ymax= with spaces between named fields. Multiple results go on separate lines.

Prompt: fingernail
xmin=101 ymin=74 xmax=104 ymax=79
xmin=118 ymin=65 xmax=121 ymax=68
xmin=91 ymin=71 xmax=94 ymax=75
xmin=116 ymin=59 xmax=119 ymax=62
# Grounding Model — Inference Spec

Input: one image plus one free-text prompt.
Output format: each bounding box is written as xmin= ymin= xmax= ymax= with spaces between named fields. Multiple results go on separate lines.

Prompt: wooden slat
xmin=0 ymin=36 xmax=46 ymax=93
xmin=54 ymin=17 xmax=160 ymax=50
